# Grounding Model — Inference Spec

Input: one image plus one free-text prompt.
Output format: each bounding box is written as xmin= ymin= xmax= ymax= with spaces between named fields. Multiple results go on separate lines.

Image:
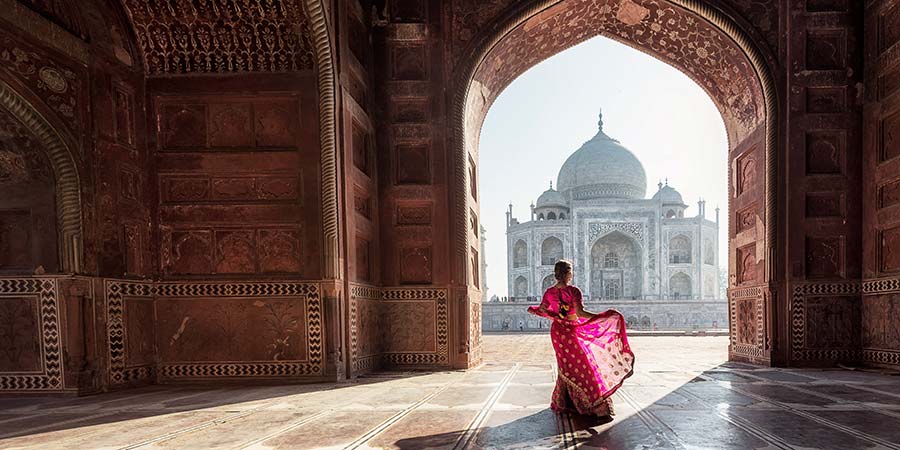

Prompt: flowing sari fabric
xmin=528 ymin=286 xmax=635 ymax=417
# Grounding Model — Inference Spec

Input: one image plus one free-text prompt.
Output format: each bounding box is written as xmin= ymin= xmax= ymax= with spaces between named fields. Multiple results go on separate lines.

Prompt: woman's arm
xmin=573 ymin=288 xmax=596 ymax=319
xmin=575 ymin=303 xmax=596 ymax=319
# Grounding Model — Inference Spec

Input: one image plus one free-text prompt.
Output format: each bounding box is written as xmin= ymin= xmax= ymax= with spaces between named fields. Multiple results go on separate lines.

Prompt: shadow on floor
xmin=0 ymin=370 xmax=456 ymax=440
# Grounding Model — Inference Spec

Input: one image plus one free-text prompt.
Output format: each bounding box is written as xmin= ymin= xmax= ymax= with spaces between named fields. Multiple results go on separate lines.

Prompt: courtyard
xmin=0 ymin=335 xmax=899 ymax=449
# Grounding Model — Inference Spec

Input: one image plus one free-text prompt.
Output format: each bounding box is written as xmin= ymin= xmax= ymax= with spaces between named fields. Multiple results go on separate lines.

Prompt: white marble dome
xmin=535 ymin=184 xmax=567 ymax=208
xmin=652 ymin=183 xmax=685 ymax=205
xmin=556 ymin=114 xmax=647 ymax=200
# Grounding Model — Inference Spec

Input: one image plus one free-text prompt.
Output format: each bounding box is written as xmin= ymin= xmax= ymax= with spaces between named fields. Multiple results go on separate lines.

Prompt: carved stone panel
xmin=390 ymin=44 xmax=427 ymax=80
xmin=737 ymin=244 xmax=757 ymax=284
xmin=169 ymin=230 xmax=213 ymax=275
xmin=155 ymin=297 xmax=308 ymax=363
xmin=0 ymin=296 xmax=41 ymax=372
xmin=862 ymin=294 xmax=900 ymax=350
xmin=211 ymin=177 xmax=299 ymax=201
xmin=258 ymin=229 xmax=301 ymax=273
xmin=806 ymin=192 xmax=844 ymax=218
xmin=471 ymin=247 xmax=480 ymax=289
xmin=382 ymin=301 xmax=436 ymax=352
xmin=351 ymin=121 xmax=370 ymax=176
xmin=881 ymin=109 xmax=900 ymax=162
xmin=400 ymin=246 xmax=433 ymax=284
xmin=209 ymin=103 xmax=253 ymax=148
xmin=393 ymin=98 xmax=428 ymax=123
xmin=736 ymin=151 xmax=757 ymax=197
xmin=114 ymin=84 xmax=135 ymax=146
xmin=354 ymin=188 xmax=371 ymax=220
xmin=806 ymin=130 xmax=844 ymax=174
xmin=881 ymin=225 xmax=900 ymax=273
xmin=396 ymin=145 xmax=430 ymax=184
xmin=879 ymin=65 xmax=900 ymax=100
xmin=162 ymin=178 xmax=211 ymax=203
xmin=806 ymin=236 xmax=844 ymax=279
xmin=735 ymin=297 xmax=757 ymax=346
xmin=255 ymin=101 xmax=297 ymax=148
xmin=215 ymin=230 xmax=257 ymax=274
xmin=804 ymin=296 xmax=860 ymax=349
xmin=124 ymin=299 xmax=156 ymax=367
xmin=118 ymin=165 xmax=139 ymax=203
xmin=878 ymin=178 xmax=900 ymax=209
xmin=806 ymin=87 xmax=846 ymax=113
xmin=879 ymin=3 xmax=900 ymax=53
xmin=806 ymin=30 xmax=847 ymax=70
xmin=735 ymin=203 xmax=756 ymax=233
xmin=162 ymin=105 xmax=207 ymax=149
xmin=397 ymin=202 xmax=432 ymax=225
xmin=123 ymin=223 xmax=143 ymax=276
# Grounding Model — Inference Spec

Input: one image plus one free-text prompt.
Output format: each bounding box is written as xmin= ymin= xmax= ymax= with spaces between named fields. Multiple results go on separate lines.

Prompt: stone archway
xmin=590 ymin=231 xmax=642 ymax=300
xmin=0 ymin=79 xmax=82 ymax=273
xmin=453 ymin=0 xmax=779 ymax=365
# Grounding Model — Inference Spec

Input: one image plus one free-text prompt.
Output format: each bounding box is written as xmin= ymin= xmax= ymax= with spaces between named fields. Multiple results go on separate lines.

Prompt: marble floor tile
xmin=1 ymin=335 xmax=899 ymax=450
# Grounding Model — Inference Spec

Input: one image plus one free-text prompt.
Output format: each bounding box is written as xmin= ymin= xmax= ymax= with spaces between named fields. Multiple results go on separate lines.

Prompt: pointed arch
xmin=0 ymin=79 xmax=82 ymax=273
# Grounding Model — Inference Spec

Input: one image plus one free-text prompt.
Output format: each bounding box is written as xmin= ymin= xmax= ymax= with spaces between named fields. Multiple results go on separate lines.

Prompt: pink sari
xmin=528 ymin=285 xmax=634 ymax=417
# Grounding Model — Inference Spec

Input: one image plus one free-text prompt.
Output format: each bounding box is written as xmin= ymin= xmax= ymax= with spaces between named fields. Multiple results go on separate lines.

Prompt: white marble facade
xmin=505 ymin=112 xmax=721 ymax=303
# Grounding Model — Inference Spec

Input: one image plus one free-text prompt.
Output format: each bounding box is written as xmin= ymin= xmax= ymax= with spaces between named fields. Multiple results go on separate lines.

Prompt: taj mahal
xmin=485 ymin=112 xmax=728 ymax=331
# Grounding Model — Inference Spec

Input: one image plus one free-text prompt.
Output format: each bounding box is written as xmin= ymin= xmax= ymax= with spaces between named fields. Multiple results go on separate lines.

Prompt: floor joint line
xmin=455 ymin=362 xmax=522 ymax=450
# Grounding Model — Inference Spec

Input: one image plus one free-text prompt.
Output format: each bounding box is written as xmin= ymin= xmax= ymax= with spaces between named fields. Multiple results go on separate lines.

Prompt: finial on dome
xmin=549 ymin=180 xmax=553 ymax=190
xmin=597 ymin=109 xmax=604 ymax=131
xmin=658 ymin=180 xmax=663 ymax=190
xmin=665 ymin=178 xmax=669 ymax=186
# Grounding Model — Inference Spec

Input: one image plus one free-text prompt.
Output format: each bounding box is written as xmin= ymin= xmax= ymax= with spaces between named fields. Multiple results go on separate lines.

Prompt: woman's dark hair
xmin=554 ymin=259 xmax=573 ymax=282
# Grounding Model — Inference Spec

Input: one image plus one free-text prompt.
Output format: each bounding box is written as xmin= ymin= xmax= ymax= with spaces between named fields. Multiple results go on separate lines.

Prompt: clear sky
xmin=479 ymin=35 xmax=728 ymax=298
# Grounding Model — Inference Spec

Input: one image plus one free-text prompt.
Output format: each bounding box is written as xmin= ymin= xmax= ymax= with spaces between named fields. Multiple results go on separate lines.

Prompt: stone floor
xmin=2 ymin=335 xmax=900 ymax=449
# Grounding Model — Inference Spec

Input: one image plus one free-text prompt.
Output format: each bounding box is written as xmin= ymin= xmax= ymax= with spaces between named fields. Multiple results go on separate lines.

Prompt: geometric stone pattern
xmin=120 ymin=0 xmax=315 ymax=74
xmin=106 ymin=280 xmax=323 ymax=383
xmin=0 ymin=278 xmax=62 ymax=391
xmin=790 ymin=281 xmax=861 ymax=363
xmin=105 ymin=279 xmax=155 ymax=386
xmin=381 ymin=287 xmax=449 ymax=366
xmin=349 ymin=283 xmax=382 ymax=375
xmin=861 ymin=276 xmax=900 ymax=367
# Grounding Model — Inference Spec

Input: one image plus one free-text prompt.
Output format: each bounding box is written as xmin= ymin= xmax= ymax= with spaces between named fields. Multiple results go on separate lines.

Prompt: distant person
xmin=527 ymin=259 xmax=634 ymax=419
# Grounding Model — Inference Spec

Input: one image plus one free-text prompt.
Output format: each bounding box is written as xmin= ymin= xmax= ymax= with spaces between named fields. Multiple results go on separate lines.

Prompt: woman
xmin=528 ymin=260 xmax=634 ymax=417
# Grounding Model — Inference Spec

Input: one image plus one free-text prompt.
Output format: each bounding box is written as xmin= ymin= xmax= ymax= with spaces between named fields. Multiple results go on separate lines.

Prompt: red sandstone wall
xmin=862 ymin=0 xmax=900 ymax=368
xmin=375 ymin=0 xmax=455 ymax=369
xmin=143 ymin=74 xmax=326 ymax=383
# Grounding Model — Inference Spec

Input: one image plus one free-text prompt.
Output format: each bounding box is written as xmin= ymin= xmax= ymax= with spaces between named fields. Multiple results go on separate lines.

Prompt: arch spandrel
xmin=0 ymin=79 xmax=82 ymax=274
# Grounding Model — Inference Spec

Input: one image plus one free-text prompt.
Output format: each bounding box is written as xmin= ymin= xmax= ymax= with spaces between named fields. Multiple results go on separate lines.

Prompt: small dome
xmin=556 ymin=111 xmax=647 ymax=200
xmin=653 ymin=183 xmax=684 ymax=205
xmin=536 ymin=183 xmax=567 ymax=208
